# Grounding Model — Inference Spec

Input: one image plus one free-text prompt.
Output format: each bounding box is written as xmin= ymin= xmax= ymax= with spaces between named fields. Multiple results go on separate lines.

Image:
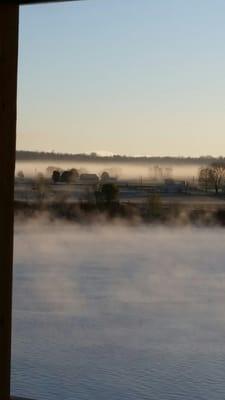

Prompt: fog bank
xmin=16 ymin=160 xmax=200 ymax=180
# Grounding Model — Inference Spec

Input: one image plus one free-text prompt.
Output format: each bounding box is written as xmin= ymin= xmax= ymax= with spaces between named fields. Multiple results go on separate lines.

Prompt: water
xmin=12 ymin=223 xmax=225 ymax=399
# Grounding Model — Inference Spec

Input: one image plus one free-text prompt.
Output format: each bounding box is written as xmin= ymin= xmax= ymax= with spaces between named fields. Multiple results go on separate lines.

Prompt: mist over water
xmin=12 ymin=222 xmax=225 ymax=399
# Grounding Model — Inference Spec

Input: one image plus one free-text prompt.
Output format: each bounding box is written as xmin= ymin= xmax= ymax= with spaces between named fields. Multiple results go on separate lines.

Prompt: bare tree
xmin=199 ymin=163 xmax=225 ymax=194
xmin=101 ymin=171 xmax=110 ymax=181
xmin=198 ymin=167 xmax=211 ymax=192
xmin=52 ymin=170 xmax=60 ymax=183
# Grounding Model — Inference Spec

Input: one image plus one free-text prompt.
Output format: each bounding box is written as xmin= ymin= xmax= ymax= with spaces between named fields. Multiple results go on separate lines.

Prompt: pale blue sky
xmin=17 ymin=0 xmax=225 ymax=156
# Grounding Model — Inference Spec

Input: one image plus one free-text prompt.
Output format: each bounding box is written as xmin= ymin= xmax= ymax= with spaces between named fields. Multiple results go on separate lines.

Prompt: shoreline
xmin=14 ymin=199 xmax=225 ymax=227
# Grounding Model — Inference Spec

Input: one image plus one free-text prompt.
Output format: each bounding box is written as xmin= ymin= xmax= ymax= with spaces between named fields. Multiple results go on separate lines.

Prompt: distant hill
xmin=16 ymin=150 xmax=224 ymax=165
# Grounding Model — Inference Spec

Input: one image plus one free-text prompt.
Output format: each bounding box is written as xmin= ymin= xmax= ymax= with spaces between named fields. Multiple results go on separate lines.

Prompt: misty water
xmin=12 ymin=223 xmax=225 ymax=400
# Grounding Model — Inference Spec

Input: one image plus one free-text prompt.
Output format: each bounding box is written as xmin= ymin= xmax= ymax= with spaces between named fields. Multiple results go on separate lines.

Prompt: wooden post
xmin=0 ymin=4 xmax=19 ymax=399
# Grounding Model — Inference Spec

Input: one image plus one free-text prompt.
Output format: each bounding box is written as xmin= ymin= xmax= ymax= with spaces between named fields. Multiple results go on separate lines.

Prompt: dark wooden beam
xmin=0 ymin=4 xmax=19 ymax=399
xmin=20 ymin=1 xmax=81 ymax=4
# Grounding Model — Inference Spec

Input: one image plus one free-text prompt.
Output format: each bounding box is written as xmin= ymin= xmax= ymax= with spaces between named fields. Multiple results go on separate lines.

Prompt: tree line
xmin=16 ymin=150 xmax=225 ymax=165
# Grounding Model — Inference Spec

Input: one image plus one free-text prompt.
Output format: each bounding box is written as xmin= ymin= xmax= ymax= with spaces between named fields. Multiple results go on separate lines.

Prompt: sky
xmin=17 ymin=0 xmax=225 ymax=157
